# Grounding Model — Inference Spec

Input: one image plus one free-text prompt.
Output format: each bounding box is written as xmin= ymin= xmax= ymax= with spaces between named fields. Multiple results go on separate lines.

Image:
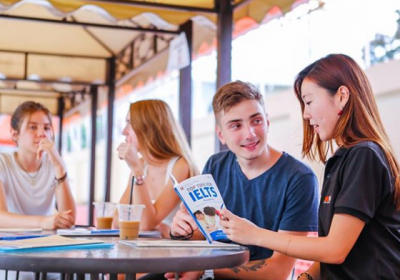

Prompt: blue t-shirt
xmin=203 ymin=150 xmax=319 ymax=261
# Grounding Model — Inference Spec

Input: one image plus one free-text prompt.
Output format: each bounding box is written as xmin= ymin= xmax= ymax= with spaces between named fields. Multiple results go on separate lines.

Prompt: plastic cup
xmin=117 ymin=204 xmax=145 ymax=240
xmin=93 ymin=202 xmax=117 ymax=229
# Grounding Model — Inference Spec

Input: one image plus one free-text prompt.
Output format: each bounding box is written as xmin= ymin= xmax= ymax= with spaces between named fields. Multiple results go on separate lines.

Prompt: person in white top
xmin=116 ymin=99 xmax=198 ymax=238
xmin=0 ymin=101 xmax=76 ymax=230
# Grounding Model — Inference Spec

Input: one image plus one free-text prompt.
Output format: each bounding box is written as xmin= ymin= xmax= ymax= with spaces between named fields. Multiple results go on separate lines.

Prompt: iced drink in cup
xmin=117 ymin=204 xmax=145 ymax=240
xmin=93 ymin=202 xmax=117 ymax=229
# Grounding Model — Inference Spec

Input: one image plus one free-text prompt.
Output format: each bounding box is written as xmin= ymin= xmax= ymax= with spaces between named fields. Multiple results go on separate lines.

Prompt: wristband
xmin=133 ymin=175 xmax=146 ymax=185
xmin=200 ymin=270 xmax=214 ymax=280
xmin=55 ymin=172 xmax=67 ymax=186
xmin=169 ymin=230 xmax=193 ymax=240
xmin=297 ymin=272 xmax=313 ymax=280
xmin=169 ymin=223 xmax=194 ymax=240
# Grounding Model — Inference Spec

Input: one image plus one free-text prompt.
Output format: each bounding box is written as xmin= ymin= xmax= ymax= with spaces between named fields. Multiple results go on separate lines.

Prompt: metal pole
xmin=104 ymin=58 xmax=116 ymax=202
xmin=215 ymin=0 xmax=233 ymax=153
xmin=57 ymin=97 xmax=64 ymax=154
xmin=89 ymin=85 xmax=98 ymax=226
xmin=179 ymin=20 xmax=193 ymax=146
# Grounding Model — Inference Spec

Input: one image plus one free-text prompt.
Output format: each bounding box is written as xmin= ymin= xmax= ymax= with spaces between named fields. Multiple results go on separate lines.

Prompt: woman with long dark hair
xmin=219 ymin=54 xmax=400 ymax=280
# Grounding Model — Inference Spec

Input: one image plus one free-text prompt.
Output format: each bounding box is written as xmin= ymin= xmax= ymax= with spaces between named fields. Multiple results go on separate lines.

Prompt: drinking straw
xmin=129 ymin=175 xmax=135 ymax=205
xmin=127 ymin=175 xmax=135 ymax=222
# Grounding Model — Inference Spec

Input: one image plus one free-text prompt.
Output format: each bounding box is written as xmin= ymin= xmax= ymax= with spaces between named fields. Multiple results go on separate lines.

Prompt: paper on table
xmin=57 ymin=228 xmax=92 ymax=235
xmin=0 ymin=235 xmax=108 ymax=250
xmin=57 ymin=228 xmax=118 ymax=235
xmin=57 ymin=228 xmax=161 ymax=238
xmin=0 ymin=228 xmax=42 ymax=232
xmin=121 ymin=240 xmax=240 ymax=248
xmin=138 ymin=231 xmax=161 ymax=238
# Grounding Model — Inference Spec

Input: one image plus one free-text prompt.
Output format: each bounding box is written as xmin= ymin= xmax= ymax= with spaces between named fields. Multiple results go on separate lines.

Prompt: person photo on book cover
xmin=116 ymin=100 xmax=199 ymax=238
xmin=219 ymin=54 xmax=400 ymax=280
xmin=193 ymin=210 xmax=208 ymax=232
xmin=159 ymin=81 xmax=320 ymax=280
xmin=203 ymin=206 xmax=219 ymax=232
xmin=0 ymin=101 xmax=76 ymax=230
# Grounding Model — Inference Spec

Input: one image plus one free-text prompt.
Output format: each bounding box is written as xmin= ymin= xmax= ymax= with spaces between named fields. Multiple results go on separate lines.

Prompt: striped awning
xmin=0 ymin=0 xmax=312 ymax=118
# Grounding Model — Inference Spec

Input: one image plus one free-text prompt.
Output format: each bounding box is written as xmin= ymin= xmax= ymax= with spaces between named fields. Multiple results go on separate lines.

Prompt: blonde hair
xmin=129 ymin=100 xmax=199 ymax=177
xmin=294 ymin=54 xmax=400 ymax=209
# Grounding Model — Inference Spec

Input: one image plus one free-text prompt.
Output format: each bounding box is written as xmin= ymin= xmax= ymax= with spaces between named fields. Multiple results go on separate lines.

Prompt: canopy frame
xmin=0 ymin=0 xmax=302 ymax=225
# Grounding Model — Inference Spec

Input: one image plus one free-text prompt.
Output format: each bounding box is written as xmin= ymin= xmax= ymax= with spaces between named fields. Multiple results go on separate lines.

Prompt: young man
xmin=164 ymin=81 xmax=319 ymax=280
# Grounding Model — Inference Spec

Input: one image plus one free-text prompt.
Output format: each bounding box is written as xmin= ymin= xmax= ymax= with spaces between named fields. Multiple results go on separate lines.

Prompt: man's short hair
xmin=212 ymin=80 xmax=265 ymax=124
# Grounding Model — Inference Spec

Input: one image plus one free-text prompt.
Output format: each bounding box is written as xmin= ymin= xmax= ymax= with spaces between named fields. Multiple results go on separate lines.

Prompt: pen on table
xmin=91 ymin=230 xmax=120 ymax=234
xmin=0 ymin=235 xmax=49 ymax=241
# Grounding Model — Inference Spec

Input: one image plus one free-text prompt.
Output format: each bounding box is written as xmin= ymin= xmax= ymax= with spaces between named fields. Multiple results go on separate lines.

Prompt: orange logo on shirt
xmin=324 ymin=196 xmax=331 ymax=204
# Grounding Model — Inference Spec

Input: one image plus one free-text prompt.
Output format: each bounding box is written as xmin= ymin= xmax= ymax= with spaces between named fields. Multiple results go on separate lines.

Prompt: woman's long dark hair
xmin=294 ymin=54 xmax=400 ymax=209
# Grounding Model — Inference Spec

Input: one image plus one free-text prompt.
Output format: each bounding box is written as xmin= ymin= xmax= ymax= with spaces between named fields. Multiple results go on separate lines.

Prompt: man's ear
xmin=216 ymin=125 xmax=226 ymax=145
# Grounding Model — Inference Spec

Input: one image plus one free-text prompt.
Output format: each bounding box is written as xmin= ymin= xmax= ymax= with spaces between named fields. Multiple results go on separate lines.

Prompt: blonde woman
xmin=116 ymin=100 xmax=198 ymax=237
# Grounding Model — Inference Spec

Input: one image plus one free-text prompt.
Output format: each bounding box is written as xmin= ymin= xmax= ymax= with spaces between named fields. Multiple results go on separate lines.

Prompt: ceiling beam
xmin=0 ymin=14 xmax=180 ymax=35
xmin=0 ymin=78 xmax=106 ymax=87
xmin=0 ymin=92 xmax=60 ymax=99
xmin=71 ymin=15 xmax=115 ymax=56
xmin=0 ymin=89 xmax=62 ymax=99
xmin=82 ymin=0 xmax=216 ymax=14
xmin=0 ymin=49 xmax=107 ymax=60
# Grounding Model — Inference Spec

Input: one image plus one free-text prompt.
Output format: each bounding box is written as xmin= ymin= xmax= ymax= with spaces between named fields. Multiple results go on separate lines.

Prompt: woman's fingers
xmin=219 ymin=208 xmax=234 ymax=219
xmin=164 ymin=272 xmax=182 ymax=280
xmin=219 ymin=209 xmax=234 ymax=229
xmin=55 ymin=210 xmax=75 ymax=229
xmin=116 ymin=143 xmax=140 ymax=168
xmin=116 ymin=143 xmax=127 ymax=160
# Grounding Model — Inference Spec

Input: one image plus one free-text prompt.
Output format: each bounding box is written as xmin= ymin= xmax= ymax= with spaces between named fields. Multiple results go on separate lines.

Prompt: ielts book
xmin=173 ymin=174 xmax=229 ymax=243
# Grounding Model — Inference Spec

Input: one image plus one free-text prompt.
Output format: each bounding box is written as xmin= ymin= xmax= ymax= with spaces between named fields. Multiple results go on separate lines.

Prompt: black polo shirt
xmin=319 ymin=141 xmax=400 ymax=280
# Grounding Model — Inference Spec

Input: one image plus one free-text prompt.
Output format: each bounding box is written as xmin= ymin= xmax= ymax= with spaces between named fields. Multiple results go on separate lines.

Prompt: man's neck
xmin=236 ymin=145 xmax=282 ymax=180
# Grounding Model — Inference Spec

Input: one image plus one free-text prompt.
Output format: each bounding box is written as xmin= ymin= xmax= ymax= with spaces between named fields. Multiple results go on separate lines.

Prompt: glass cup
xmin=116 ymin=204 xmax=145 ymax=240
xmin=93 ymin=202 xmax=117 ymax=229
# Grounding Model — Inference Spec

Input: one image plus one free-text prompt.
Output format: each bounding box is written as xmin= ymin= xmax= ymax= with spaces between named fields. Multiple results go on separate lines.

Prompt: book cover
xmin=173 ymin=174 xmax=229 ymax=243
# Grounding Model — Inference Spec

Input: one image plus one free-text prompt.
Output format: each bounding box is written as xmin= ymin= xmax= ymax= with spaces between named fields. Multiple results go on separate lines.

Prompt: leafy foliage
xmin=364 ymin=10 xmax=400 ymax=65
